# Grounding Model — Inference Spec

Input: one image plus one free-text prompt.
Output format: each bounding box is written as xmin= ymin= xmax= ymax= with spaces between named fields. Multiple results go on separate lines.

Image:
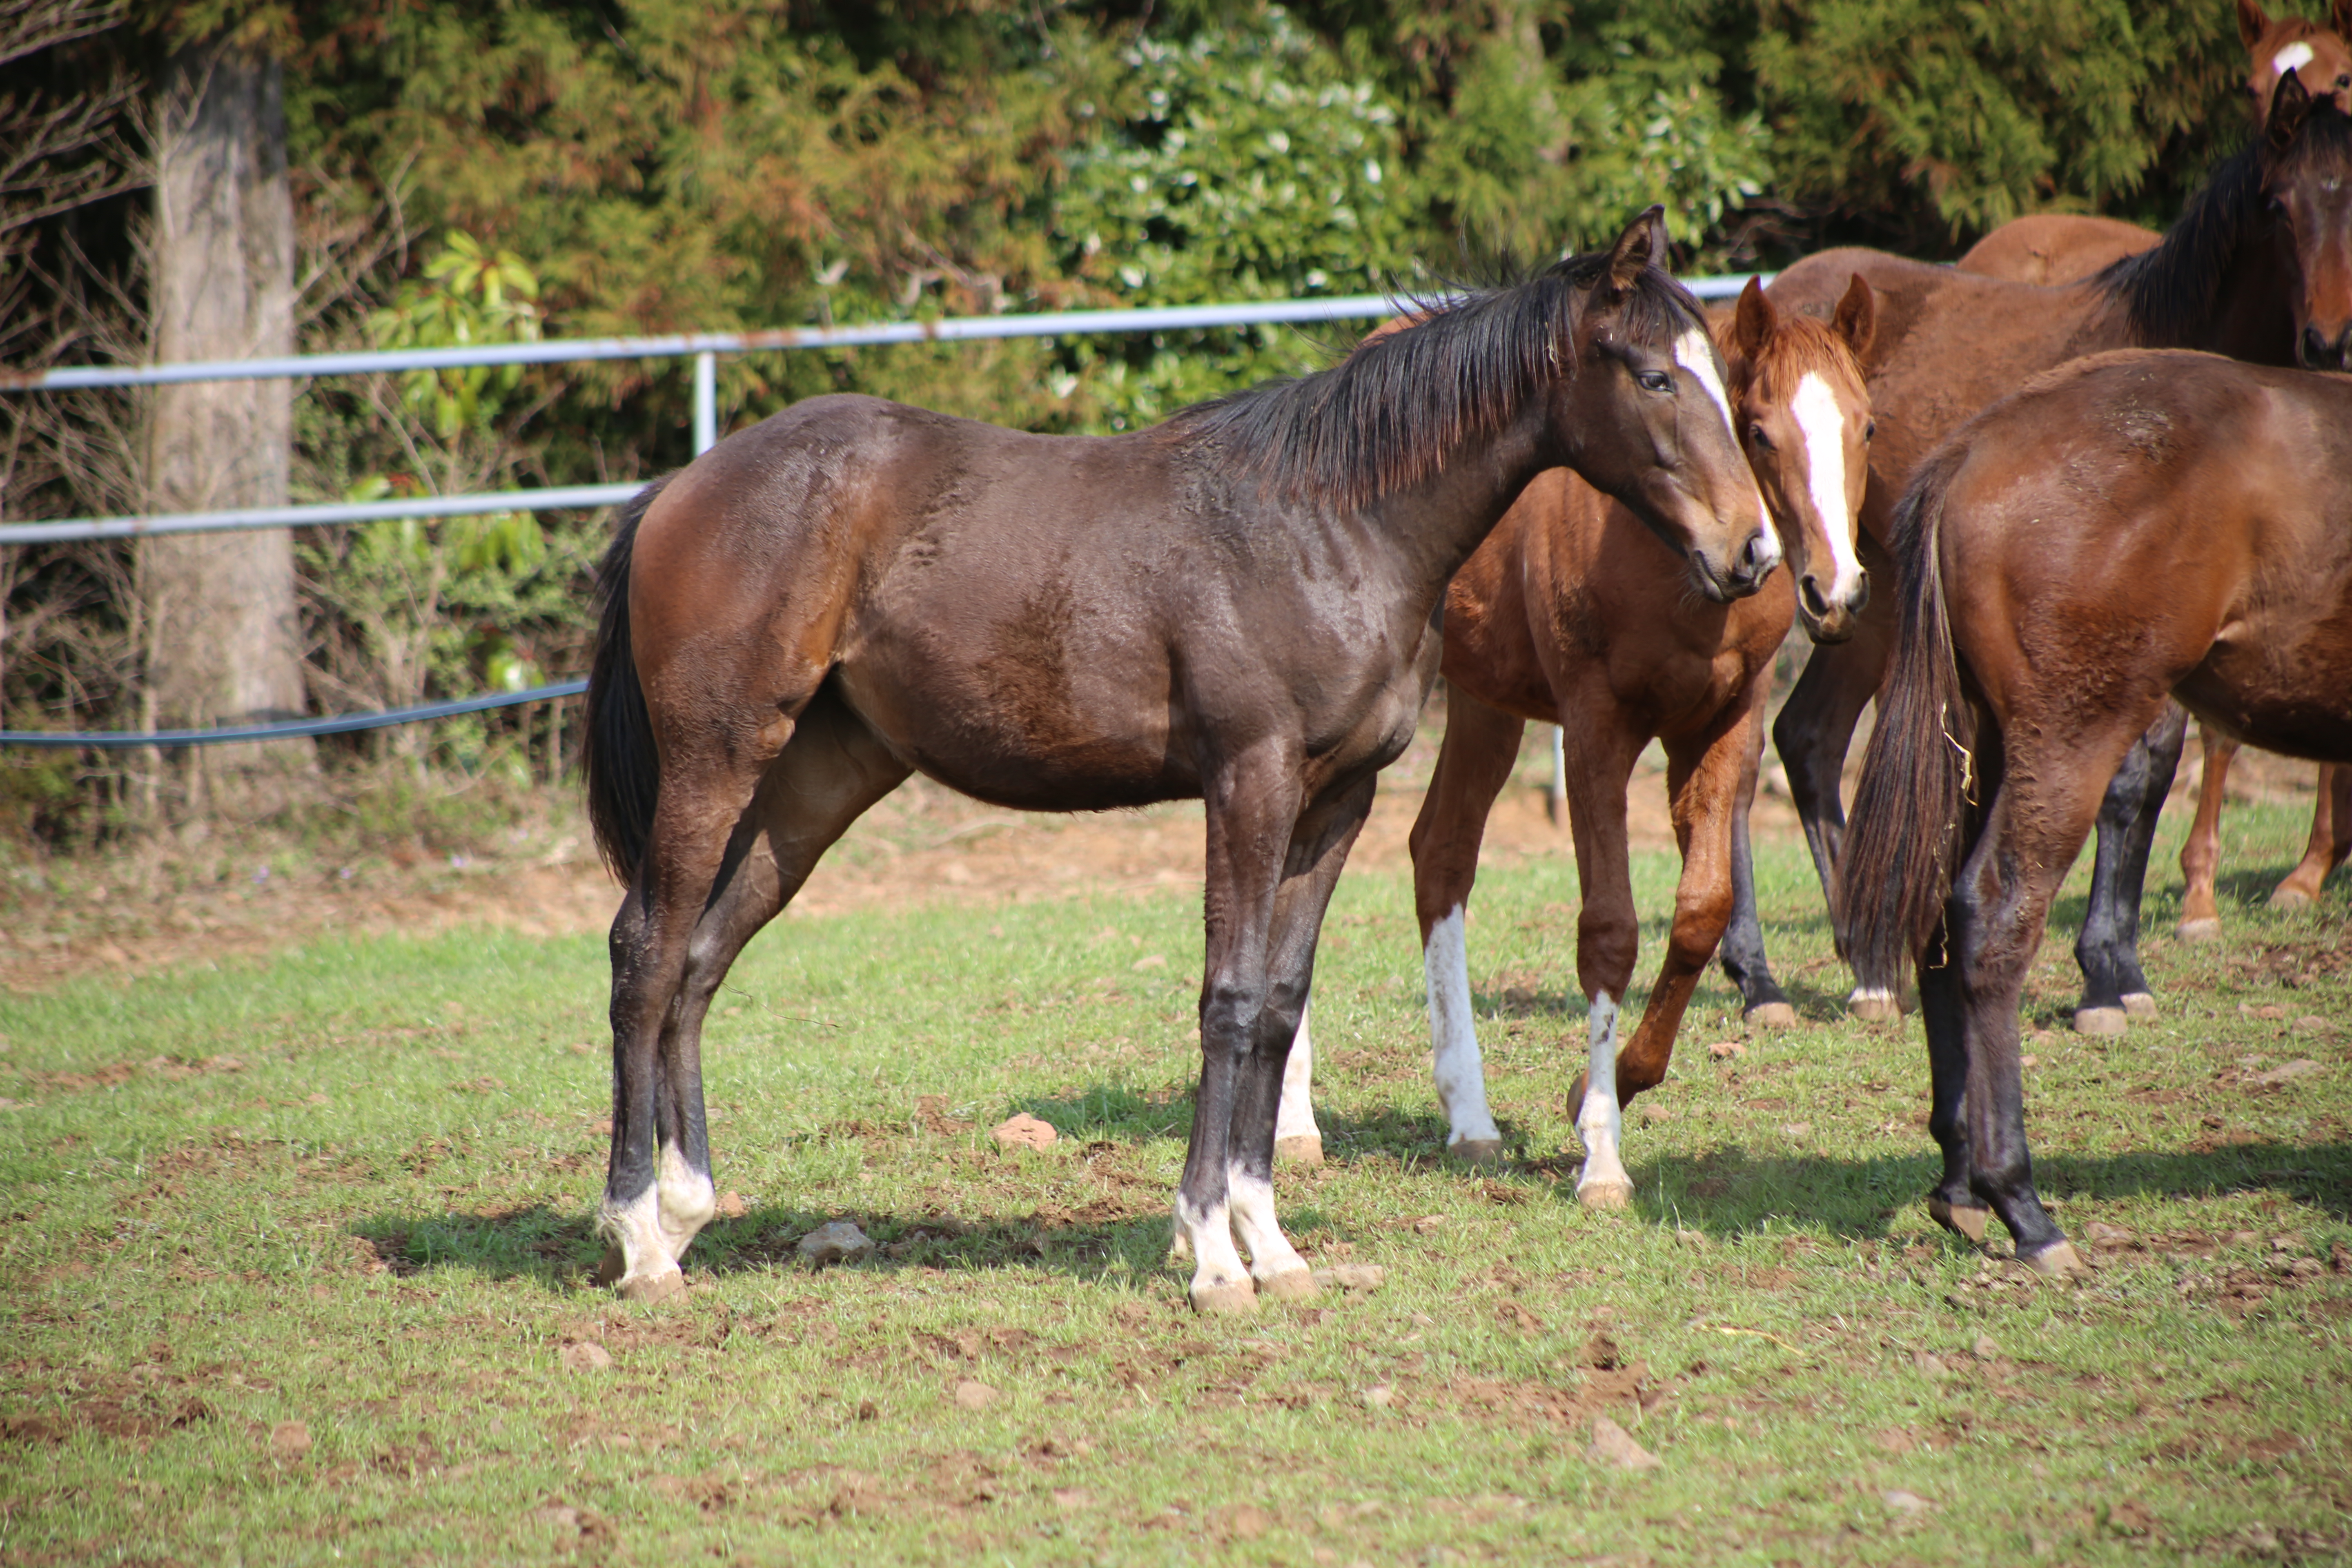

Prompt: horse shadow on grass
xmin=1617 ymin=1136 xmax=2352 ymax=1243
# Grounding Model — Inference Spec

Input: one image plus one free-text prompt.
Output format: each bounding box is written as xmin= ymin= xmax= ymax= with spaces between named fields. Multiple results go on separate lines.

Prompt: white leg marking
xmin=1791 ymin=372 xmax=1867 ymax=604
xmin=1423 ymin=906 xmax=1503 ymax=1151
xmin=1176 ymin=1190 xmax=1252 ymax=1308
xmin=1676 ymin=328 xmax=1780 ymax=569
xmin=599 ymin=1183 xmax=680 ymax=1289
xmin=2276 ymin=40 xmax=2316 ymax=75
xmin=1575 ymin=992 xmax=1632 ymax=1206
xmin=1275 ymin=1000 xmax=1323 ymax=1147
xmin=656 ymin=1143 xmax=717 ymax=1260
xmin=1226 ymin=1163 xmax=1310 ymax=1287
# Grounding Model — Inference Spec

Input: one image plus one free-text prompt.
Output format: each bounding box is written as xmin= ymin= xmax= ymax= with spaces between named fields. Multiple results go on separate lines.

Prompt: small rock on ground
xmin=268 ymin=1420 xmax=311 ymax=1458
xmin=992 ymin=1112 xmax=1058 ymax=1152
xmin=1589 ymin=1416 xmax=1660 ymax=1471
xmin=559 ymin=1341 xmax=614 ymax=1373
xmin=1361 ymin=1384 xmax=1394 ymax=1409
xmin=1883 ymin=1489 xmax=1934 ymax=1517
xmin=798 ymin=1220 xmax=877 ymax=1266
xmin=1312 ymin=1263 xmax=1386 ymax=1293
xmin=2253 ymin=1059 xmax=2324 ymax=1087
xmin=1707 ymin=1040 xmax=1746 ymax=1060
xmin=953 ymin=1379 xmax=998 ymax=1410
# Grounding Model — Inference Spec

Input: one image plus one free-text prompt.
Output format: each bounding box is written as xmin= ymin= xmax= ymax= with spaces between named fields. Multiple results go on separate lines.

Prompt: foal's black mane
xmin=2094 ymin=103 xmax=2352 ymax=345
xmin=1175 ymin=252 xmax=1707 ymax=511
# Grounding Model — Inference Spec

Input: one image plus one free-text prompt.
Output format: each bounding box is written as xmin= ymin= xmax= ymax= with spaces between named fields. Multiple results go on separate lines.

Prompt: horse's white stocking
xmin=1575 ymin=992 xmax=1633 ymax=1209
xmin=1226 ymin=1162 xmax=1315 ymax=1300
xmin=1423 ymin=906 xmax=1503 ymax=1160
xmin=1176 ymin=1190 xmax=1254 ymax=1314
xmin=597 ymin=1145 xmax=714 ymax=1301
xmin=1274 ymin=1002 xmax=1324 ymax=1163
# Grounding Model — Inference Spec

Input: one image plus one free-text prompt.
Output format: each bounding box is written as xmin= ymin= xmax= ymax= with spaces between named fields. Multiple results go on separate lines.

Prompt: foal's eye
xmin=1637 ymin=370 xmax=1673 ymax=394
xmin=1746 ymin=422 xmax=1773 ymax=451
xmin=1864 ymin=420 xmax=1877 ymax=441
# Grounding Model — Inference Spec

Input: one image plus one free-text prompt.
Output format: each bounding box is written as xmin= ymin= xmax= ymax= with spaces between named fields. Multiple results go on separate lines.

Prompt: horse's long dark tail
xmin=1842 ymin=443 xmax=1980 ymax=994
xmin=583 ymin=475 xmax=674 ymax=886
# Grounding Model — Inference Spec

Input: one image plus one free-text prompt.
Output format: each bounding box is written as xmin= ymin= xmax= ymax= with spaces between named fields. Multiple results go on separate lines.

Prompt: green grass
xmin=0 ymin=796 xmax=2346 ymax=1566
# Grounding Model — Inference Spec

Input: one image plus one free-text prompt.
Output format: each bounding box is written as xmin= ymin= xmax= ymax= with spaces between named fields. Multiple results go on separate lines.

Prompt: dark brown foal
xmin=1276 ymin=277 xmax=1875 ymax=1195
xmin=580 ymin=212 xmax=1773 ymax=1312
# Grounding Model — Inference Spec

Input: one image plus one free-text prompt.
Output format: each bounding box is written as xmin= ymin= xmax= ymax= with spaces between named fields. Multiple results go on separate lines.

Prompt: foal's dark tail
xmin=1842 ymin=443 xmax=1981 ymax=995
xmin=583 ymin=475 xmax=674 ymax=887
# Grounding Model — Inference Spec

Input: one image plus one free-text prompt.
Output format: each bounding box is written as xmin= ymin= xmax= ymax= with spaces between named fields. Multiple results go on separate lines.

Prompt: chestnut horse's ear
xmin=2269 ymin=64 xmax=2316 ymax=149
xmin=2336 ymin=0 xmax=2352 ymax=44
xmin=1833 ymin=273 xmax=1877 ymax=362
xmin=1604 ymin=205 xmax=1668 ymax=294
xmin=2238 ymin=0 xmax=2270 ymax=50
xmin=1731 ymin=275 xmax=1776 ymax=359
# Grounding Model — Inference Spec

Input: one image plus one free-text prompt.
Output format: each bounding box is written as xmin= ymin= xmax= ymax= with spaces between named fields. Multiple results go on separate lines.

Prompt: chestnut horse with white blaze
xmin=1763 ymin=78 xmax=2352 ymax=1032
xmin=1274 ymin=275 xmax=1875 ymax=1194
xmin=579 ymin=212 xmax=1774 ymax=1314
xmin=1956 ymin=1 xmax=2352 ymax=949
xmin=1843 ymin=349 xmax=2352 ymax=1275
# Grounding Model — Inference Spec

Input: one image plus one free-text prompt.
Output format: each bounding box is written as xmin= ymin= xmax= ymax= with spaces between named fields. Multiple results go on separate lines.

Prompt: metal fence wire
xmin=0 ymin=276 xmax=1763 ymax=748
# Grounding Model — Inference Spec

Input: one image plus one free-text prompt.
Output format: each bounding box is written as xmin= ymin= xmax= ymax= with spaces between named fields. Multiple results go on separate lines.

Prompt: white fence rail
xmin=0 ymin=276 xmax=1764 ymax=546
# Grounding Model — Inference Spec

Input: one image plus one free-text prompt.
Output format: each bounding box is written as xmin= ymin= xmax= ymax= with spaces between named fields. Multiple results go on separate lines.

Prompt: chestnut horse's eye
xmin=1637 ymin=370 xmax=1673 ymax=394
xmin=1746 ymin=422 xmax=1774 ymax=451
xmin=1865 ymin=420 xmax=1877 ymax=441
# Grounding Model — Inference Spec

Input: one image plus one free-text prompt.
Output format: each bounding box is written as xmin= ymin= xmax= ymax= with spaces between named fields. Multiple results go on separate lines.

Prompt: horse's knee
xmin=1576 ymin=917 xmax=1638 ymax=1001
xmin=1667 ymin=887 xmax=1733 ymax=968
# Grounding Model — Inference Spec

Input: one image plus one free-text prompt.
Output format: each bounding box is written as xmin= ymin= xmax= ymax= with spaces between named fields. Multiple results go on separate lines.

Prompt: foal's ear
xmin=2270 ymin=64 xmax=2316 ymax=148
xmin=2335 ymin=0 xmax=2352 ymax=45
xmin=1731 ymin=275 xmax=1776 ymax=359
xmin=1604 ymin=205 xmax=1668 ymax=294
xmin=1833 ymin=273 xmax=1877 ymax=361
xmin=2238 ymin=0 xmax=2270 ymax=50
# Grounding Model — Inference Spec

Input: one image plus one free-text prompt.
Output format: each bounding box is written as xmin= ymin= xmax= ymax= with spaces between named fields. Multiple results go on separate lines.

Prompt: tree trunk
xmin=139 ymin=37 xmax=309 ymax=819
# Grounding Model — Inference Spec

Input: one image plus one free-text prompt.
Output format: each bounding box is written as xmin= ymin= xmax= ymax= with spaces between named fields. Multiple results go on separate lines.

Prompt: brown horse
xmin=578 ymin=212 xmax=1774 ymax=1313
xmin=1960 ymin=7 xmax=2351 ymax=945
xmin=1273 ymin=276 xmax=1875 ymax=1192
xmin=1842 ymin=349 xmax=2352 ymax=1275
xmin=1763 ymin=80 xmax=2352 ymax=1029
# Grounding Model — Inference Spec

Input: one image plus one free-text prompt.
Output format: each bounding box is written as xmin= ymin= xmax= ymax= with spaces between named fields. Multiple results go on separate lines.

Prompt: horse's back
xmin=1957 ymin=215 xmax=2160 ymax=287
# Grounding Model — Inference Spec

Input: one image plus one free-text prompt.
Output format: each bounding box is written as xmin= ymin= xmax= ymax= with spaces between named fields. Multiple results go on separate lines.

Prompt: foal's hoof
xmin=1927 ymin=1197 xmax=1990 ymax=1243
xmin=2176 ymin=916 xmax=2223 ymax=943
xmin=2268 ymin=885 xmax=2316 ymax=911
xmin=1188 ymin=1279 xmax=1258 ymax=1316
xmin=2073 ymin=1006 xmax=2128 ymax=1036
xmin=1848 ymin=989 xmax=1903 ymax=1023
xmin=618 ymin=1268 xmax=686 ymax=1305
xmin=2121 ymin=992 xmax=2159 ymax=1020
xmin=2022 ymin=1241 xmax=2085 ymax=1279
xmin=1446 ymin=1138 xmax=1505 ymax=1169
xmin=1256 ymin=1267 xmax=1320 ymax=1303
xmin=1577 ymin=1178 xmax=1634 ymax=1212
xmin=1275 ymin=1134 xmax=1325 ymax=1167
xmin=1744 ymin=1001 xmax=1798 ymax=1029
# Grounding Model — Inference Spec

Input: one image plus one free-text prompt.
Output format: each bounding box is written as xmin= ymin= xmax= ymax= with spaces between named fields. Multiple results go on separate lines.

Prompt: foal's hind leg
xmin=2177 ymin=727 xmax=2239 ymax=942
xmin=2270 ymin=763 xmax=2352 ymax=909
xmin=601 ymin=690 xmax=909 ymax=1297
xmin=2071 ymin=701 xmax=2187 ymax=1033
xmin=1554 ymin=712 xmax=1648 ymax=1209
xmin=1715 ymin=712 xmax=1797 ymax=1026
xmin=1405 ymin=691 xmax=1528 ymax=1163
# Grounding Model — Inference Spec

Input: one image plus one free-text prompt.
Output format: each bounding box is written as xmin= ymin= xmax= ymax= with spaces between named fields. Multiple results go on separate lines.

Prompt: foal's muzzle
xmin=2299 ymin=321 xmax=2352 ymax=370
xmin=1797 ymin=568 xmax=1870 ymax=644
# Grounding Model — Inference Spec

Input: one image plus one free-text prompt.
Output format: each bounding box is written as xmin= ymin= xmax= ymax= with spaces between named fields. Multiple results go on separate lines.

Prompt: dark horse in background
xmin=579 ymin=211 xmax=1773 ymax=1314
xmin=1842 ymin=350 xmax=2352 ymax=1275
xmin=1749 ymin=76 xmax=2352 ymax=1031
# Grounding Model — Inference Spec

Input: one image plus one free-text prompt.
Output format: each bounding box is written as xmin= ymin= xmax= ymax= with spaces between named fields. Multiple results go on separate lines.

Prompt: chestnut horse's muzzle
xmin=1797 ymin=567 xmax=1871 ymax=644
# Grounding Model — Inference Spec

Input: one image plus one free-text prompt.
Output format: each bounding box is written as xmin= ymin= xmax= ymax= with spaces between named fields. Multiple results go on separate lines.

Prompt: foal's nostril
xmin=1799 ymin=575 xmax=1830 ymax=619
xmin=2303 ymin=325 xmax=2349 ymax=369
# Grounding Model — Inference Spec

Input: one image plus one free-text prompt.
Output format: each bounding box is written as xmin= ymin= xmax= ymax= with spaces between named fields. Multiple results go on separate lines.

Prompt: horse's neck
xmin=2123 ymin=206 xmax=2298 ymax=363
xmin=1363 ymin=402 xmax=1561 ymax=598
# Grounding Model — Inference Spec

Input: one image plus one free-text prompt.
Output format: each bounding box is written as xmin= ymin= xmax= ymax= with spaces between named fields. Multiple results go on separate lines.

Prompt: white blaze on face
xmin=1789 ymin=371 xmax=1867 ymax=606
xmin=1675 ymin=327 xmax=1780 ymax=567
xmin=1422 ymin=906 xmax=1502 ymax=1150
xmin=1575 ymin=991 xmax=1630 ymax=1201
xmin=2276 ymin=40 xmax=2316 ymax=76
